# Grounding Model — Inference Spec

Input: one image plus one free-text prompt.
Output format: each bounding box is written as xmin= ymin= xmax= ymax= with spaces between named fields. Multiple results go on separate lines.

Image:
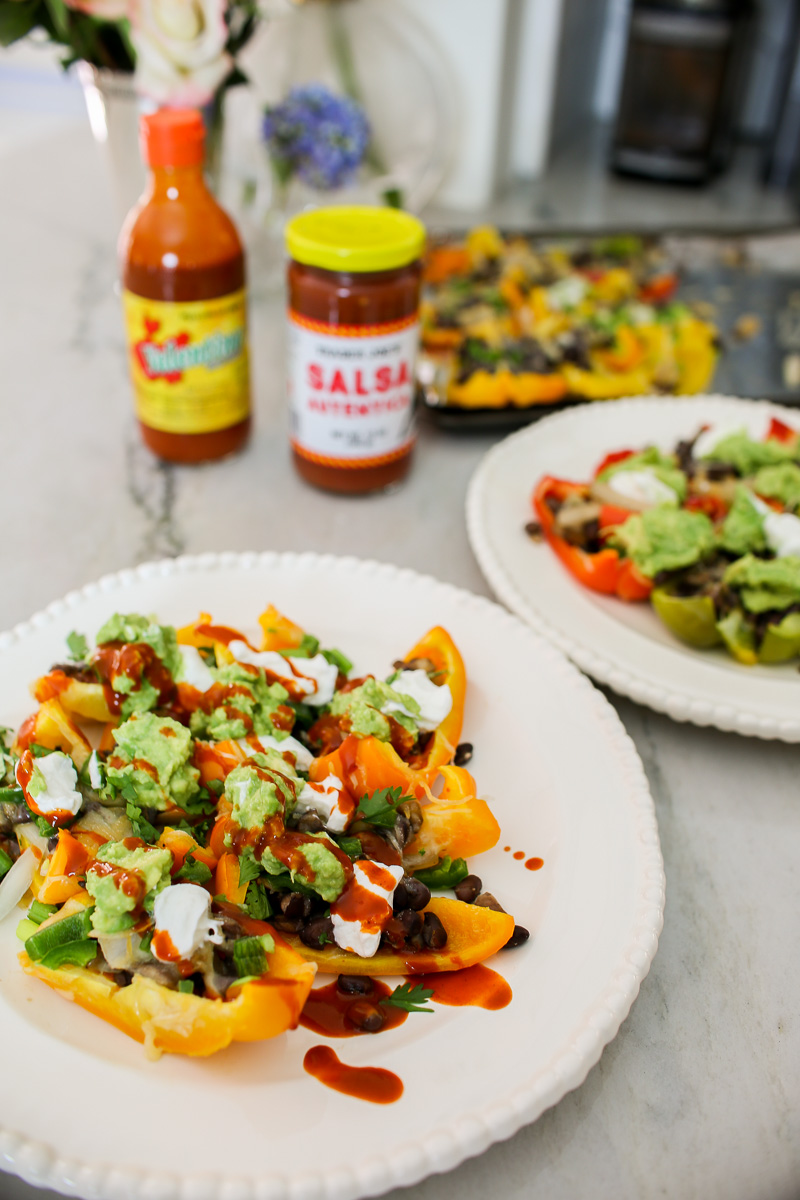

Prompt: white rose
xmin=132 ymin=0 xmax=232 ymax=107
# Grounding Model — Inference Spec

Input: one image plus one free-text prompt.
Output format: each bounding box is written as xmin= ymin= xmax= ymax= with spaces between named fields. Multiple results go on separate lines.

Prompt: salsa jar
xmin=286 ymin=206 xmax=425 ymax=494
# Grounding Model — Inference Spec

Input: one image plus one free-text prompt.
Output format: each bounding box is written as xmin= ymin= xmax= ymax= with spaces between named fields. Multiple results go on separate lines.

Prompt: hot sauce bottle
xmin=120 ymin=109 xmax=251 ymax=464
xmin=285 ymin=206 xmax=425 ymax=494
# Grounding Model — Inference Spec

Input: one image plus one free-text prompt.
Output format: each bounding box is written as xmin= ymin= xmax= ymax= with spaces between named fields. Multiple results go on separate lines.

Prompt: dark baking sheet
xmin=418 ymin=233 xmax=800 ymax=433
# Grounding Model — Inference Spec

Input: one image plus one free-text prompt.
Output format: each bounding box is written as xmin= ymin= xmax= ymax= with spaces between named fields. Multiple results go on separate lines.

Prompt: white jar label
xmin=287 ymin=311 xmax=419 ymax=467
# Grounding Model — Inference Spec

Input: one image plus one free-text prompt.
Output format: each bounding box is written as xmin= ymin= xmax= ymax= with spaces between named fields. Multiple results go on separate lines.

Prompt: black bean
xmin=454 ymin=742 xmax=473 ymax=766
xmin=280 ymin=892 xmax=313 ymax=919
xmin=271 ymin=915 xmax=304 ymax=934
xmin=300 ymin=916 xmax=334 ymax=949
xmin=503 ymin=925 xmax=530 ymax=949
xmin=454 ymin=874 xmax=482 ymax=903
xmin=473 ymin=892 xmax=506 ymax=913
xmin=524 ymin=521 xmax=543 ymax=541
xmin=296 ymin=813 xmax=325 ymax=834
xmin=393 ymin=875 xmax=431 ymax=912
xmin=337 ymin=974 xmax=374 ymax=996
xmin=46 ymin=834 xmax=59 ymax=853
xmin=393 ymin=813 xmax=413 ymax=848
xmin=347 ymin=1000 xmax=386 ymax=1033
xmin=383 ymin=909 xmax=423 ymax=948
xmin=422 ymin=911 xmax=448 ymax=950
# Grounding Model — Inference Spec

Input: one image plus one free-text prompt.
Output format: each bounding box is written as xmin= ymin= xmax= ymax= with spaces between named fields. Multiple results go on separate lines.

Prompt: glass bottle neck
xmin=147 ymin=163 xmax=209 ymax=201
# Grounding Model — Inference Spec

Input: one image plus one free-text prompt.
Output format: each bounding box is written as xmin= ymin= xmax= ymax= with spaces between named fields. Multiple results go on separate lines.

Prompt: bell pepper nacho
xmin=530 ymin=413 xmax=800 ymax=664
xmin=422 ymin=226 xmax=718 ymax=410
xmin=0 ymin=607 xmax=521 ymax=1057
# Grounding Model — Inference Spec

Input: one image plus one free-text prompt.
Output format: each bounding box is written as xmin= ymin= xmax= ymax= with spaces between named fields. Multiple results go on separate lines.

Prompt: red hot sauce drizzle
xmin=525 ymin=857 xmax=544 ymax=871
xmin=303 ymin=1045 xmax=404 ymax=1104
xmin=407 ymin=964 xmax=512 ymax=1010
xmin=92 ymin=641 xmax=176 ymax=716
xmin=300 ymin=978 xmax=407 ymax=1038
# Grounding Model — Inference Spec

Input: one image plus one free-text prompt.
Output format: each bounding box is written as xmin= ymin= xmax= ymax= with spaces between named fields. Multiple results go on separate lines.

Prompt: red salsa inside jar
xmin=285 ymin=206 xmax=426 ymax=495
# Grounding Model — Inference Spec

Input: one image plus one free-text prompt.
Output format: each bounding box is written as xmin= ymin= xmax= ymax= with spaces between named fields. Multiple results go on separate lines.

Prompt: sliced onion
xmin=0 ymin=849 xmax=36 ymax=923
xmin=12 ymin=822 xmax=49 ymax=857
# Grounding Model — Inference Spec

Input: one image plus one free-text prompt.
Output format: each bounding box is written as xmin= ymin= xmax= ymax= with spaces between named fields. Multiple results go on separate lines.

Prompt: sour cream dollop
xmin=237 ymin=733 xmax=314 ymax=773
xmin=176 ymin=645 xmax=216 ymax=693
xmin=17 ymin=751 xmax=82 ymax=818
xmin=604 ymin=468 xmax=679 ymax=508
xmin=295 ymin=774 xmax=352 ymax=833
xmin=152 ymin=883 xmax=223 ymax=962
xmin=383 ymin=669 xmax=453 ymax=732
xmin=764 ymin=511 xmax=800 ymax=558
xmin=331 ymin=862 xmax=405 ymax=957
xmin=228 ymin=641 xmax=338 ymax=707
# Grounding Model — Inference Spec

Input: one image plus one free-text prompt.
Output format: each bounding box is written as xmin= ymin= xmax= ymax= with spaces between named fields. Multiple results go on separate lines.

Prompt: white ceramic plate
xmin=467 ymin=394 xmax=800 ymax=741
xmin=0 ymin=554 xmax=663 ymax=1200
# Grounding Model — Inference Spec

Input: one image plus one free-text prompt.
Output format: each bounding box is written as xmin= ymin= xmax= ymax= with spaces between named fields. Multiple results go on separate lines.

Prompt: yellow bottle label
xmin=122 ymin=289 xmax=250 ymax=434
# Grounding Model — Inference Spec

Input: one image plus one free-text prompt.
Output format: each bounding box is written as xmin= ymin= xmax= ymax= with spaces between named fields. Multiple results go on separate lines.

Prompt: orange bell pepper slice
xmin=19 ymin=929 xmax=316 ymax=1058
xmin=424 ymin=244 xmax=471 ymax=285
xmin=257 ymin=605 xmax=306 ymax=652
xmin=310 ymin=735 xmax=429 ymax=802
xmin=158 ymin=827 xmax=217 ymax=873
xmin=193 ymin=738 xmax=247 ymax=787
xmin=215 ymin=852 xmax=249 ymax=905
xmin=405 ymin=765 xmax=500 ymax=861
xmin=176 ymin=613 xmax=253 ymax=651
xmin=14 ymin=699 xmax=92 ymax=769
xmin=533 ymin=476 xmax=653 ymax=602
xmin=400 ymin=626 xmax=466 ymax=770
xmin=35 ymin=829 xmax=92 ymax=905
xmin=285 ymin=897 xmax=513 ymax=975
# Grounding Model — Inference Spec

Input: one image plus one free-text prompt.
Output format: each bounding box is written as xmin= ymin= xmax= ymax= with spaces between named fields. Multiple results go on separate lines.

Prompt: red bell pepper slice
xmin=767 ymin=417 xmax=798 ymax=446
xmin=594 ymin=448 xmax=635 ymax=478
xmin=637 ymin=273 xmax=678 ymax=304
xmin=533 ymin=476 xmax=653 ymax=602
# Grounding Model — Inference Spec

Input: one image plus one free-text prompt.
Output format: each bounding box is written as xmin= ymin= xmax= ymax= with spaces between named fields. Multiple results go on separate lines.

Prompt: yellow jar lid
xmin=286 ymin=206 xmax=426 ymax=273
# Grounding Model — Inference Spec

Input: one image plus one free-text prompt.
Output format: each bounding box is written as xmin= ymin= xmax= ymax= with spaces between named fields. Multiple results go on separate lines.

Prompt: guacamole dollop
xmin=609 ymin=507 xmax=716 ymax=578
xmin=106 ymin=712 xmax=200 ymax=811
xmin=86 ymin=841 xmax=172 ymax=934
xmin=189 ymin=662 xmax=290 ymax=742
xmin=701 ymin=431 xmax=794 ymax=476
xmin=719 ymin=487 xmax=767 ymax=557
xmin=329 ymin=677 xmax=420 ymax=739
xmin=723 ymin=554 xmax=800 ymax=613
xmin=95 ymin=613 xmax=182 ymax=718
xmin=753 ymin=462 xmax=800 ymax=512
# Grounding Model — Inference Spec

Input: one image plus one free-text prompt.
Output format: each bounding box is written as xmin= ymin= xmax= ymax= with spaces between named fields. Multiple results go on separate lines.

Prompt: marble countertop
xmin=1 ymin=114 xmax=799 ymax=1200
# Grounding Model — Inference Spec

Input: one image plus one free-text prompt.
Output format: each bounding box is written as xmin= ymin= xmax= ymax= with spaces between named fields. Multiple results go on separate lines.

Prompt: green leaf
xmin=282 ymin=634 xmax=320 ymax=659
xmin=413 ymin=856 xmax=469 ymax=890
xmin=39 ymin=939 xmax=97 ymax=971
xmin=264 ymin=870 xmax=318 ymax=898
xmin=125 ymin=799 xmax=159 ymax=844
xmin=207 ymin=778 xmax=224 ymax=797
xmin=43 ymin=0 xmax=69 ymax=39
xmin=0 ymin=0 xmax=43 ymax=48
xmin=237 ymin=853 xmax=263 ymax=886
xmin=322 ymin=647 xmax=353 ymax=675
xmin=30 ymin=743 xmax=55 ymax=758
xmin=28 ymin=899 xmax=58 ymax=925
xmin=334 ymin=836 xmax=363 ymax=861
xmin=175 ymin=854 xmax=213 ymax=885
xmin=179 ymin=788 xmax=216 ymax=817
xmin=382 ymin=186 xmax=404 ymax=210
xmin=65 ymin=630 xmax=89 ymax=662
xmin=0 ymin=846 xmax=13 ymax=879
xmin=244 ymin=881 xmax=272 ymax=920
xmin=25 ymin=805 xmax=55 ymax=838
xmin=379 ymin=982 xmax=434 ymax=1013
xmin=355 ymin=786 xmax=408 ymax=829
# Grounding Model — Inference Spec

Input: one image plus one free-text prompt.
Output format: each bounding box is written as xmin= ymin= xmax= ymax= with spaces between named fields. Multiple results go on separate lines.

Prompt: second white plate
xmin=467 ymin=394 xmax=800 ymax=742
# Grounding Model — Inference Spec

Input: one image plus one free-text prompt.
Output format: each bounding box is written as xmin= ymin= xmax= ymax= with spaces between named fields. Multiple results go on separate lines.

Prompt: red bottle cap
xmin=140 ymin=109 xmax=205 ymax=168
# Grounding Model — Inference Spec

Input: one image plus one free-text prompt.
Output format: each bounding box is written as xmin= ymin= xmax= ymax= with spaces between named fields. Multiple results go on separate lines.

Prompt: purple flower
xmin=262 ymin=84 xmax=371 ymax=191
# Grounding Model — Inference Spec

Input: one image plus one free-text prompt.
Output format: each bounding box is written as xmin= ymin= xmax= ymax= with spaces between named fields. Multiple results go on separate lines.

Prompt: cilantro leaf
xmin=65 ymin=631 xmax=89 ymax=662
xmin=244 ymin=881 xmax=272 ymax=920
xmin=322 ymin=647 xmax=352 ymax=675
xmin=413 ymin=856 xmax=469 ymax=890
xmin=29 ymin=743 xmax=55 ymax=758
xmin=263 ymin=870 xmax=318 ymax=898
xmin=175 ymin=854 xmax=213 ymax=885
xmin=178 ymin=788 xmax=216 ymax=817
xmin=24 ymin=805 xmax=55 ymax=838
xmin=125 ymin=799 xmax=159 ymax=843
xmin=334 ymin=835 xmax=363 ymax=861
xmin=379 ymin=983 xmax=435 ymax=1013
xmin=355 ymin=786 xmax=409 ymax=830
xmin=237 ymin=853 xmax=263 ymax=886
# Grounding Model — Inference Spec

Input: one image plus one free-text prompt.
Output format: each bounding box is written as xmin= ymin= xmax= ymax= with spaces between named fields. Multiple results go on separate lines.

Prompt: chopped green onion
xmin=0 ymin=846 xmax=13 ymax=879
xmin=0 ymin=787 xmax=24 ymax=803
xmin=177 ymin=979 xmax=195 ymax=995
xmin=232 ymin=935 xmax=273 ymax=978
xmin=28 ymin=899 xmax=58 ymax=925
xmin=244 ymin=882 xmax=272 ymax=920
xmin=322 ymin=647 xmax=352 ymax=675
xmin=16 ymin=918 xmax=38 ymax=942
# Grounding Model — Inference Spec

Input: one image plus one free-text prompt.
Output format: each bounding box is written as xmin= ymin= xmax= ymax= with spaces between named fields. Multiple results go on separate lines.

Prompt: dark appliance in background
xmin=611 ymin=0 xmax=754 ymax=183
xmin=761 ymin=3 xmax=800 ymax=193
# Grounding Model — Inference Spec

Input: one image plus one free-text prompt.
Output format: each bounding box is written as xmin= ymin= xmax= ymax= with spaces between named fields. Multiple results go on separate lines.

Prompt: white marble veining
xmin=0 ymin=117 xmax=799 ymax=1200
